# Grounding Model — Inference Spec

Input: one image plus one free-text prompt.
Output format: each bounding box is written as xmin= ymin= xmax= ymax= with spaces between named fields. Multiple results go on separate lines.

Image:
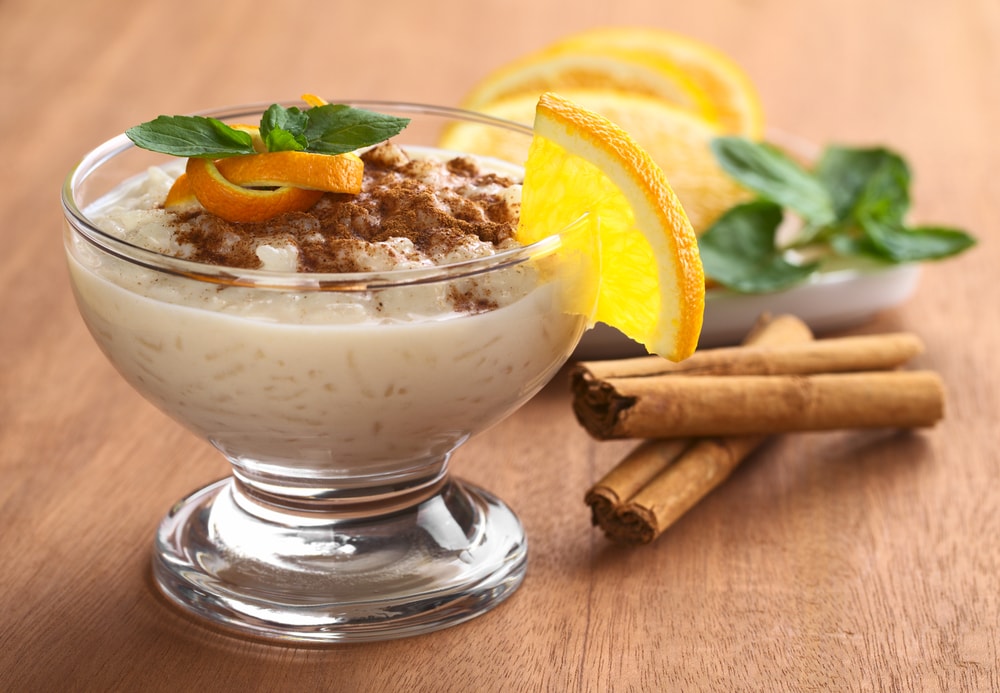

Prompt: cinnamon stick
xmin=579 ymin=370 xmax=944 ymax=440
xmin=584 ymin=313 xmax=814 ymax=535
xmin=613 ymin=435 xmax=765 ymax=544
xmin=582 ymin=315 xmax=945 ymax=545
xmin=572 ymin=332 xmax=924 ymax=382
xmin=584 ymin=439 xmax=691 ymax=536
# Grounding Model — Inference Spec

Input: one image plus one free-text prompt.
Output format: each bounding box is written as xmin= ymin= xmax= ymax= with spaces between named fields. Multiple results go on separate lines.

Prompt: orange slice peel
xmin=183 ymin=157 xmax=325 ymax=223
xmin=215 ymin=150 xmax=364 ymax=192
xmin=164 ymin=122 xmax=364 ymax=223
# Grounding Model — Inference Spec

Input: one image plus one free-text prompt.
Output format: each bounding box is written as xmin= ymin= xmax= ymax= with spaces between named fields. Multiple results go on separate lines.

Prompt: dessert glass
xmin=62 ymin=101 xmax=597 ymax=643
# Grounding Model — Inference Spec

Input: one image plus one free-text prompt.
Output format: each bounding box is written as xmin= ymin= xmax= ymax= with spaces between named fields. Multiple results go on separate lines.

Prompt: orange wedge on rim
xmin=519 ymin=92 xmax=704 ymax=360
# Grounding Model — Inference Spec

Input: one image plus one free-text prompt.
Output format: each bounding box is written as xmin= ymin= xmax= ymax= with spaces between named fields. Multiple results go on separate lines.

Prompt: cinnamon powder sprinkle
xmin=169 ymin=142 xmax=522 ymax=273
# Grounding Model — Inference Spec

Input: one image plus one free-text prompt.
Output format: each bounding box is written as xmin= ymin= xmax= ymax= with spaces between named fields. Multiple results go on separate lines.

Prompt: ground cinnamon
xmin=171 ymin=142 xmax=520 ymax=273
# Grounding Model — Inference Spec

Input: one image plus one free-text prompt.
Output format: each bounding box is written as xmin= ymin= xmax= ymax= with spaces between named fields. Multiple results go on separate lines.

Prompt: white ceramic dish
xmin=573 ymin=262 xmax=921 ymax=360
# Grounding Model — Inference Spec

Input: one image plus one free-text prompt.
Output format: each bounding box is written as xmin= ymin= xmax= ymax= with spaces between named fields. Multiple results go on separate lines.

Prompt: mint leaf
xmin=260 ymin=104 xmax=308 ymax=152
xmin=860 ymin=215 xmax=976 ymax=262
xmin=125 ymin=102 xmax=409 ymax=158
xmin=706 ymin=138 xmax=976 ymax=291
xmin=699 ymin=200 xmax=819 ymax=293
xmin=303 ymin=104 xmax=411 ymax=154
xmin=850 ymin=149 xmax=911 ymax=226
xmin=126 ymin=115 xmax=256 ymax=157
xmin=814 ymin=146 xmax=907 ymax=223
xmin=711 ymin=137 xmax=835 ymax=227
xmin=821 ymin=146 xmax=974 ymax=261
xmin=829 ymin=232 xmax=881 ymax=259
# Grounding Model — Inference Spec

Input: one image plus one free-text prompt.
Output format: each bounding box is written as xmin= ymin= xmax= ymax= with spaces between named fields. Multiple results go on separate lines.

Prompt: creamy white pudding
xmin=66 ymin=143 xmax=589 ymax=489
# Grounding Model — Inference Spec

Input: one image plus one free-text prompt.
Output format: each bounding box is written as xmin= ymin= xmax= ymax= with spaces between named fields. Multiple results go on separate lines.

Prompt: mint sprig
xmin=698 ymin=200 xmax=819 ymax=293
xmin=302 ymin=104 xmax=416 ymax=155
xmin=710 ymin=138 xmax=835 ymax=229
xmin=125 ymin=115 xmax=258 ymax=157
xmin=700 ymin=137 xmax=976 ymax=293
xmin=125 ymin=102 xmax=410 ymax=158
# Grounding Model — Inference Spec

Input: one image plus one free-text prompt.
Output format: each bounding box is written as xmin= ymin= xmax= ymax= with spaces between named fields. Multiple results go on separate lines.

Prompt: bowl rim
xmin=61 ymin=99 xmax=571 ymax=291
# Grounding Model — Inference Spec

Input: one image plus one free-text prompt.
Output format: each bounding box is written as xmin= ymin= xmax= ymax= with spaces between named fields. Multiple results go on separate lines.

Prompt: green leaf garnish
xmin=703 ymin=137 xmax=976 ymax=293
xmin=125 ymin=102 xmax=410 ymax=158
xmin=699 ymin=200 xmax=819 ymax=293
xmin=303 ymin=104 xmax=414 ymax=155
xmin=125 ymin=115 xmax=257 ymax=158
xmin=859 ymin=217 xmax=976 ymax=263
xmin=260 ymin=104 xmax=309 ymax=152
xmin=711 ymin=137 xmax=836 ymax=227
xmin=814 ymin=146 xmax=906 ymax=223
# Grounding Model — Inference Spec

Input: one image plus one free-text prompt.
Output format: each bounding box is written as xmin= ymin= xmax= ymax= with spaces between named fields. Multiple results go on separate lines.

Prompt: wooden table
xmin=3 ymin=0 xmax=998 ymax=689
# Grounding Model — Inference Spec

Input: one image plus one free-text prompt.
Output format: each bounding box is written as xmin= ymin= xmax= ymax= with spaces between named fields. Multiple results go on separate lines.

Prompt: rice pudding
xmin=66 ymin=142 xmax=590 ymax=491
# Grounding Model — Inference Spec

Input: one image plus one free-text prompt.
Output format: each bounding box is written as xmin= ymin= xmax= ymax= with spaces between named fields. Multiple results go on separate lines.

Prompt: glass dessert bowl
xmin=62 ymin=101 xmax=597 ymax=643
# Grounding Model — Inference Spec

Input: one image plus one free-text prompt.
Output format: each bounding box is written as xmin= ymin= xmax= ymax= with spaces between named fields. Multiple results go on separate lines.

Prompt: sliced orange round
xmin=519 ymin=92 xmax=704 ymax=361
xmin=545 ymin=27 xmax=765 ymax=137
xmin=459 ymin=48 xmax=718 ymax=126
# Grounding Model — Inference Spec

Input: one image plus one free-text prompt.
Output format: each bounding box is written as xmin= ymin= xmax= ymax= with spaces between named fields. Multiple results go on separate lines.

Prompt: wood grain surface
xmin=2 ymin=0 xmax=998 ymax=690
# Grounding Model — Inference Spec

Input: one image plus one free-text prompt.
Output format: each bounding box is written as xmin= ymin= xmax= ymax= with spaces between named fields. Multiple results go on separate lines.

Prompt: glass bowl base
xmin=151 ymin=476 xmax=527 ymax=643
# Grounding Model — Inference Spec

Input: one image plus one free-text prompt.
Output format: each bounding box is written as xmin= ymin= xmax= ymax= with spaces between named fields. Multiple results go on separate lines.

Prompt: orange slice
xmin=459 ymin=48 xmax=718 ymax=126
xmin=545 ymin=27 xmax=765 ymax=137
xmin=519 ymin=93 xmax=704 ymax=360
xmin=301 ymin=93 xmax=328 ymax=108
xmin=230 ymin=123 xmax=267 ymax=152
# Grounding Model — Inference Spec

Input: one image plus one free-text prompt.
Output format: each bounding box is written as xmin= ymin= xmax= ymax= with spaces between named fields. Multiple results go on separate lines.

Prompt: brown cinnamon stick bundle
xmin=584 ymin=313 xmax=813 ymax=539
xmin=583 ymin=314 xmax=945 ymax=545
xmin=608 ymin=435 xmax=765 ymax=544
